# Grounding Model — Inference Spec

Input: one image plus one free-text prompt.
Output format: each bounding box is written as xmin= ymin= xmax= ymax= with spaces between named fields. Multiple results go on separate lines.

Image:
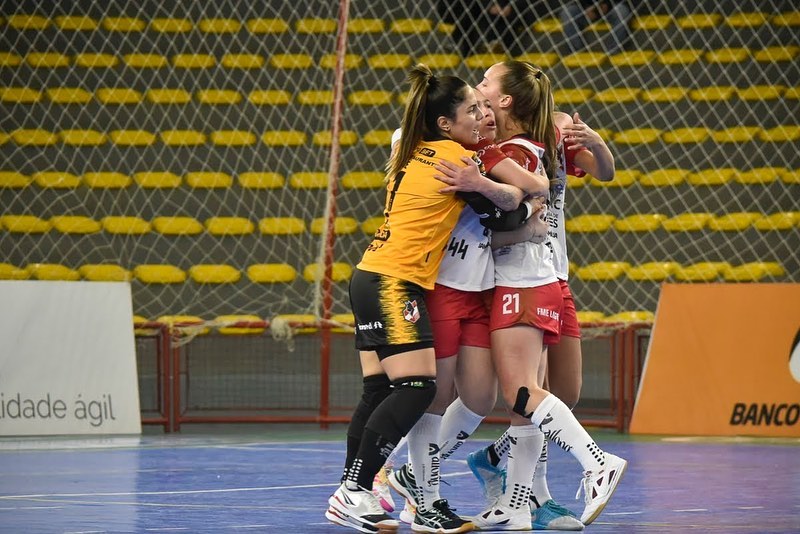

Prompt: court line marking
xmin=736 ymin=506 xmax=764 ymax=510
xmin=604 ymin=511 xmax=643 ymax=515
xmin=673 ymin=508 xmax=708 ymax=512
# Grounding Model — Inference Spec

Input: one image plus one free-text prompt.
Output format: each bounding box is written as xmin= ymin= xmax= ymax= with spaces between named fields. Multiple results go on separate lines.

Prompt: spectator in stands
xmin=438 ymin=1 xmax=542 ymax=57
xmin=560 ymin=0 xmax=633 ymax=55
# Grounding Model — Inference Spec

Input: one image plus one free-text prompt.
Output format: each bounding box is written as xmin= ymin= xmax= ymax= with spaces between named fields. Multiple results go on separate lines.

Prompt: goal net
xmin=0 ymin=0 xmax=797 ymax=326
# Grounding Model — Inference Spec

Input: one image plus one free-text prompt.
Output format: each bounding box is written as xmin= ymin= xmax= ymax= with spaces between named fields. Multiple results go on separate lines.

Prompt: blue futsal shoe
xmin=466 ymin=447 xmax=506 ymax=505
xmin=532 ymin=499 xmax=584 ymax=531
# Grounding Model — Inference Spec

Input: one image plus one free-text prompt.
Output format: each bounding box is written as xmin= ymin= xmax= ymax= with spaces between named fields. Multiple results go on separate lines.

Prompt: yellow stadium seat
xmin=103 ymin=17 xmax=145 ymax=32
xmin=198 ymin=18 xmax=241 ymax=33
xmin=188 ymin=265 xmax=241 ymax=284
xmin=296 ymin=18 xmax=337 ymax=33
xmin=350 ymin=18 xmax=385 ymax=33
xmin=82 ymin=172 xmax=133 ymax=189
xmin=391 ymin=18 xmax=432 ymax=33
xmin=723 ymin=262 xmax=783 ymax=282
xmin=272 ymin=313 xmax=318 ymax=334
xmin=329 ymin=313 xmax=355 ymax=334
xmin=0 ymin=87 xmax=42 ymax=103
xmin=780 ymin=170 xmax=800 ymax=184
xmin=262 ymin=130 xmax=307 ymax=146
xmin=465 ymin=53 xmax=508 ymax=69
xmin=772 ymin=12 xmax=800 ymax=27
xmin=0 ymin=171 xmax=31 ymax=188
xmin=1 ymin=133 xmax=12 ymax=145
xmin=604 ymin=310 xmax=655 ymax=323
xmin=661 ymin=213 xmax=712 ymax=231
xmin=734 ymin=167 xmax=782 ymax=185
xmin=754 ymin=46 xmax=799 ymax=63
xmin=609 ymin=50 xmax=655 ymax=67
xmin=50 ymin=215 xmax=101 ymax=234
xmin=27 ymin=263 xmax=80 ymax=281
xmin=33 ymin=171 xmax=80 ymax=188
xmin=342 ymin=171 xmax=384 ymax=189
xmin=676 ymin=13 xmax=721 ymax=29
xmin=0 ymin=263 xmax=30 ymax=280
xmin=123 ymin=53 xmax=168 ymax=68
xmin=246 ymin=18 xmax=288 ymax=34
xmin=237 ymin=172 xmax=284 ymax=189
xmin=613 ymin=213 xmax=666 ymax=232
xmin=711 ymin=126 xmax=760 ymax=143
xmin=150 ymin=18 xmax=192 ymax=32
xmin=566 ymin=175 xmax=589 ymax=188
xmin=632 ymin=14 xmax=672 ymax=30
xmin=0 ymin=52 xmax=22 ymax=67
xmin=562 ymin=51 xmax=607 ymax=68
xmin=55 ymin=15 xmax=97 ymax=31
xmin=613 ymin=128 xmax=662 ymax=144
xmin=79 ymin=264 xmax=132 ymax=281
xmin=270 ymin=54 xmax=313 ymax=69
xmin=708 ymin=212 xmax=760 ymax=231
xmin=576 ymin=310 xmax=605 ymax=323
xmin=648 ymin=269 xmax=696 ymax=295
xmin=348 ymin=90 xmax=393 ymax=106
xmin=160 ymin=130 xmax=206 ymax=146
xmin=725 ymin=12 xmax=767 ymax=28
xmin=758 ymin=125 xmax=800 ymax=142
xmin=259 ymin=217 xmax=306 ymax=235
xmin=313 ymin=130 xmax=358 ymax=146
xmin=210 ymin=130 xmax=256 ymax=146
xmin=553 ymin=88 xmax=592 ymax=104
xmin=367 ymin=54 xmax=412 ymax=69
xmin=514 ymin=52 xmax=558 ymax=68
xmin=221 ymin=54 xmax=265 ymax=69
xmin=101 ymin=216 xmax=151 ymax=235
xmin=60 ymin=129 xmax=106 ymax=146
xmin=110 ymin=130 xmax=156 ymax=146
xmin=196 ymin=89 xmax=241 ymax=105
xmin=152 ymin=216 xmax=203 ymax=235
xmin=310 ymin=217 xmax=359 ymax=235
xmin=704 ymin=47 xmax=750 ymax=63
xmin=416 ymin=53 xmax=460 ymax=69
xmin=686 ymin=168 xmax=735 ymax=186
xmin=737 ymin=85 xmax=784 ymax=101
xmin=363 ymin=129 xmax=394 ymax=146
xmin=74 ymin=53 xmax=118 ymax=68
xmin=533 ymin=18 xmax=561 ymax=33
xmin=135 ymin=265 xmax=187 ymax=284
xmin=134 ymin=171 xmax=181 ymax=188
xmin=565 ymin=214 xmax=615 ymax=233
xmin=639 ymin=87 xmax=686 ymax=103
xmin=626 ymin=261 xmax=680 ymax=281
xmin=591 ymin=169 xmax=639 ymax=187
xmin=437 ymin=22 xmax=455 ymax=34
xmin=156 ymin=315 xmax=209 ymax=336
xmin=96 ymin=88 xmax=142 ymax=105
xmin=146 ymin=88 xmax=191 ymax=104
xmin=47 ymin=87 xmax=92 ymax=104
xmin=215 ymin=314 xmax=266 ymax=335
xmin=297 ymin=90 xmax=334 ymax=105
xmin=205 ymin=217 xmax=254 ymax=236
xmin=593 ymin=87 xmax=640 ymax=103
xmin=303 ymin=262 xmax=353 ymax=282
xmin=247 ymin=263 xmax=297 ymax=283
xmin=639 ymin=169 xmax=687 ymax=187
xmin=290 ymin=172 xmax=328 ymax=189
xmin=689 ymin=86 xmax=735 ymax=102
xmin=172 ymin=54 xmax=215 ymax=69
xmin=662 ymin=127 xmax=710 ymax=144
xmin=753 ymin=212 xmax=797 ymax=231
xmin=186 ymin=172 xmax=233 ymax=188
xmin=320 ymin=54 xmax=363 ymax=69
xmin=249 ymin=90 xmax=291 ymax=105
xmin=12 ymin=129 xmax=58 ymax=146
xmin=361 ymin=216 xmax=384 ymax=235
xmin=8 ymin=14 xmax=50 ymax=30
xmin=576 ymin=261 xmax=630 ymax=281
xmin=1 ymin=215 xmax=51 ymax=233
xmin=657 ymin=49 xmax=702 ymax=65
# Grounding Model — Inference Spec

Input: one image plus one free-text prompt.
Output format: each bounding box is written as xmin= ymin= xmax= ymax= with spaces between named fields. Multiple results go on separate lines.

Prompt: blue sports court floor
xmin=1 ymin=425 xmax=798 ymax=533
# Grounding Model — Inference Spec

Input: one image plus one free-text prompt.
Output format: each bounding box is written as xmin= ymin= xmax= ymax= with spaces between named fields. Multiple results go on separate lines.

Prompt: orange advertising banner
xmin=630 ymin=283 xmax=800 ymax=437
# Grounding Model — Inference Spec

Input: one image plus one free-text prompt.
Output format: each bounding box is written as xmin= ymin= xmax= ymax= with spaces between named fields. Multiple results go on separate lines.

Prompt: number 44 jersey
xmin=435 ymin=206 xmax=495 ymax=292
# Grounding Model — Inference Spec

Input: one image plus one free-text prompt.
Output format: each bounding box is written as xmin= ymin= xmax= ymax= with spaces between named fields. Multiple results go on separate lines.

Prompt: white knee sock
xmin=500 ymin=424 xmax=543 ymax=511
xmin=384 ymin=436 xmax=407 ymax=468
xmin=530 ymin=393 xmax=605 ymax=473
xmin=407 ymin=412 xmax=443 ymax=511
xmin=439 ymin=397 xmax=485 ymax=461
xmin=530 ymin=436 xmax=553 ymax=508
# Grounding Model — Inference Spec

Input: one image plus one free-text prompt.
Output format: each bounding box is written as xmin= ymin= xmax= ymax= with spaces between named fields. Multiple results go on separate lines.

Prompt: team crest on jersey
xmin=402 ymin=300 xmax=420 ymax=323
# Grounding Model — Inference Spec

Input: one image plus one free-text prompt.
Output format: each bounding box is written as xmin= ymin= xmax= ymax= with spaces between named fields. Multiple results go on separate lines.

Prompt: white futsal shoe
xmin=577 ymin=453 xmax=628 ymax=525
xmin=326 ymin=482 xmax=399 ymax=533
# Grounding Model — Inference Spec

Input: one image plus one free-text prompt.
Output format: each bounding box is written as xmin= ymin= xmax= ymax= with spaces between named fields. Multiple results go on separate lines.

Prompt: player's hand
xmin=434 ymin=157 xmax=487 ymax=193
xmin=528 ymin=207 xmax=549 ymax=244
xmin=562 ymin=112 xmax=604 ymax=151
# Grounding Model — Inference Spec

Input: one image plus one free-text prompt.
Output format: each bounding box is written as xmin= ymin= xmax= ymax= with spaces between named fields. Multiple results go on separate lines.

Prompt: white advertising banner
xmin=0 ymin=281 xmax=141 ymax=435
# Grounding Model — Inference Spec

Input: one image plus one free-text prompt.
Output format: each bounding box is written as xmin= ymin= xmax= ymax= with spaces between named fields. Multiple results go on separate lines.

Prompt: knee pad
xmin=364 ymin=376 xmax=436 ymax=447
xmin=347 ymin=374 xmax=392 ymax=439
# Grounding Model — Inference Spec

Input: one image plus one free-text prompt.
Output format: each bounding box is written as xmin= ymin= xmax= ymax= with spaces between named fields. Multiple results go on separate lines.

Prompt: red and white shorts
xmin=426 ymin=284 xmax=491 ymax=359
xmin=554 ymin=279 xmax=581 ymax=342
xmin=489 ymin=282 xmax=563 ymax=343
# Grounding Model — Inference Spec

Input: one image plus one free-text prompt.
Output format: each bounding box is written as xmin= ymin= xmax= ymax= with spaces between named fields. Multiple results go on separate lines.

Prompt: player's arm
xmin=559 ymin=111 xmax=615 ymax=182
xmin=491 ymin=200 xmax=549 ymax=248
xmin=434 ymin=156 xmax=524 ymax=212
xmin=460 ymin=194 xmax=535 ymax=231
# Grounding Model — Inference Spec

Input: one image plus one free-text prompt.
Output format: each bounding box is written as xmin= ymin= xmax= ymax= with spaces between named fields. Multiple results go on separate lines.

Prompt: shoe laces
xmin=542 ymin=500 xmax=575 ymax=517
xmin=575 ymin=471 xmax=593 ymax=504
xmin=433 ymin=499 xmax=460 ymax=520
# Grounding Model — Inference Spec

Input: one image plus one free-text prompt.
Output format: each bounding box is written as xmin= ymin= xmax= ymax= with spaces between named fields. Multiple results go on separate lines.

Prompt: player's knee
xmin=364 ymin=376 xmax=436 ymax=444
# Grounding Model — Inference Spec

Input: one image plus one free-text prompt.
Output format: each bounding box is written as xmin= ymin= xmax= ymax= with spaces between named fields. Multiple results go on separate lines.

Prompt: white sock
xmin=384 ymin=436 xmax=407 ymax=468
xmin=407 ymin=412 xmax=443 ymax=511
xmin=530 ymin=436 xmax=553 ymax=508
xmin=439 ymin=397 xmax=485 ymax=460
xmin=488 ymin=427 xmax=512 ymax=466
xmin=530 ymin=393 xmax=606 ymax=473
xmin=500 ymin=424 xmax=543 ymax=511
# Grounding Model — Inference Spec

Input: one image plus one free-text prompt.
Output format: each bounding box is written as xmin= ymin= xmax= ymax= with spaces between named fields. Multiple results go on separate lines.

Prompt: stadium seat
xmin=310 ymin=217 xmax=359 ymax=235
xmin=363 ymin=129 xmax=394 ymax=146
xmin=657 ymin=49 xmax=702 ymax=65
xmin=0 ymin=215 xmax=51 ymax=233
xmin=613 ymin=213 xmax=666 ymax=232
xmin=708 ymin=212 xmax=760 ymax=231
xmin=576 ymin=261 xmax=630 ymax=281
xmin=361 ymin=216 xmax=384 ymax=235
xmin=101 ymin=216 xmax=152 ymax=235
xmin=270 ymin=54 xmax=313 ymax=69
xmin=0 ymin=263 xmax=30 ymax=280
xmin=0 ymin=87 xmax=42 ymax=103
xmin=553 ymin=88 xmax=593 ymax=104
xmin=639 ymin=169 xmax=687 ymax=187
xmin=246 ymin=18 xmax=289 ymax=34
xmin=576 ymin=310 xmax=605 ymax=323
xmin=151 ymin=18 xmax=192 ymax=32
xmin=296 ymin=18 xmax=337 ymax=33
xmin=79 ymin=264 xmax=132 ymax=282
xmin=215 ymin=314 xmax=266 ymax=335
xmin=330 ymin=313 xmax=355 ymax=334
xmin=210 ymin=131 xmax=256 ymax=146
xmin=661 ymin=213 xmax=712 ymax=231
xmin=188 ymin=264 xmax=241 ymax=284
xmin=0 ymin=172 xmax=31 ymax=188
xmin=102 ymin=17 xmax=145 ymax=32
xmin=96 ymin=87 xmax=142 ymax=105
xmin=591 ymin=168 xmax=639 ymax=187
xmin=198 ymin=18 xmax=241 ymax=33
xmin=8 ymin=14 xmax=50 ymax=30
xmin=632 ymin=14 xmax=672 ymax=30
xmin=74 ymin=53 xmax=118 ymax=68
xmin=609 ymin=50 xmax=655 ymax=67
xmin=689 ymin=86 xmax=735 ymax=102
xmin=604 ymin=310 xmax=655 ymax=323
xmin=562 ymin=51 xmax=607 ymax=68
xmin=593 ymin=87 xmax=640 ymax=103
xmin=222 ymin=54 xmax=265 ymax=69
xmin=753 ymin=212 xmax=798 ymax=231
xmin=738 ymin=85 xmax=784 ymax=101
xmin=725 ymin=12 xmax=767 ymax=28
xmin=33 ymin=171 xmax=80 ymax=188
xmin=110 ymin=130 xmax=157 ymax=146
xmin=711 ymin=126 xmax=760 ymax=143
xmin=259 ymin=217 xmax=306 ymax=235
xmin=297 ymin=90 xmax=334 ymax=105
xmin=566 ymin=175 xmax=589 ymax=188
xmin=313 ymin=130 xmax=358 ymax=146
xmin=626 ymin=262 xmax=680 ymax=281
xmin=613 ymin=128 xmax=662 ymax=144
xmin=247 ymin=263 xmax=297 ymax=283
xmin=50 ymin=215 xmax=101 ymax=234
xmin=205 ymin=217 xmax=254 ymax=236
xmin=134 ymin=171 xmax=181 ymax=188
xmin=704 ymin=48 xmax=750 ymax=64
xmin=734 ymin=167 xmax=782 ymax=185
xmin=758 ymin=125 xmax=800 ymax=142
xmin=662 ymin=127 xmax=710 ymax=144
xmin=342 ymin=171 xmax=384 ymax=189
xmin=674 ymin=261 xmax=729 ymax=282
xmin=565 ymin=214 xmax=615 ymax=233
xmin=416 ymin=53 xmax=460 ymax=69
xmin=27 ymin=52 xmax=70 ymax=68
xmin=27 ymin=263 xmax=80 ymax=281
xmin=12 ymin=129 xmax=58 ymax=146
xmin=639 ymin=87 xmax=686 ymax=103
xmin=772 ymin=12 xmax=800 ymax=27
xmin=289 ymin=172 xmax=328 ymax=189
xmin=155 ymin=315 xmax=209 ymax=336
xmin=686 ymin=168 xmax=734 ymax=186
xmin=390 ymin=18 xmax=432 ymax=33
xmin=367 ymin=53 xmax=412 ymax=69
xmin=676 ymin=13 xmax=721 ymax=29
xmin=349 ymin=18 xmax=385 ymax=33
xmin=320 ymin=54 xmax=363 ymax=69
xmin=303 ymin=262 xmax=353 ymax=282
xmin=249 ymin=90 xmax=291 ymax=105
xmin=61 ymin=129 xmax=106 ymax=146
xmin=185 ymin=172 xmax=233 ymax=189
xmin=134 ymin=265 xmax=187 ymax=284
xmin=754 ymin=46 xmax=799 ymax=63
xmin=123 ymin=53 xmax=168 ymax=68
xmin=262 ymin=130 xmax=307 ymax=146
xmin=723 ymin=262 xmax=782 ymax=282
xmin=146 ymin=88 xmax=191 ymax=104
xmin=237 ymin=172 xmax=285 ymax=189
xmin=348 ymin=90 xmax=393 ymax=106
xmin=0 ymin=53 xmax=22 ymax=67
xmin=465 ymin=54 xmax=508 ymax=69
xmin=272 ymin=313 xmax=318 ymax=335
xmin=533 ymin=18 xmax=561 ymax=33
xmin=152 ymin=216 xmax=203 ymax=235
xmin=197 ymin=89 xmax=242 ymax=105
xmin=160 ymin=130 xmax=206 ymax=146
xmin=53 ymin=15 xmax=96 ymax=31
xmin=47 ymin=87 xmax=93 ymax=104
xmin=780 ymin=170 xmax=800 ymax=184
xmin=511 ymin=52 xmax=557 ymax=68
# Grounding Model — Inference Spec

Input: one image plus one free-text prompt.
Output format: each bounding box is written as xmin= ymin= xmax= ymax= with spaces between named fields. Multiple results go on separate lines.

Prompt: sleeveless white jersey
xmin=436 ymin=206 xmax=494 ymax=291
xmin=547 ymin=142 xmax=570 ymax=280
xmin=492 ymin=137 xmax=558 ymax=289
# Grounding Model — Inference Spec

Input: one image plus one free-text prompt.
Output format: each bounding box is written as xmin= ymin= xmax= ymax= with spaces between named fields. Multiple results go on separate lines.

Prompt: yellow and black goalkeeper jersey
xmin=358 ymin=139 xmax=474 ymax=289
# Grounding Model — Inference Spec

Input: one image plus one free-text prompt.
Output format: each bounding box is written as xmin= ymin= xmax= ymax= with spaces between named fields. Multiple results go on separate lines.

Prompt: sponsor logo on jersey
xmin=357 ymin=321 xmax=384 ymax=331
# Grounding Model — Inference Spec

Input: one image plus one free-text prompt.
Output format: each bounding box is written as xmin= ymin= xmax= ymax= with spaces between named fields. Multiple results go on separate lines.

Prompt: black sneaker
xmin=388 ymin=463 xmax=421 ymax=508
xmin=412 ymin=499 xmax=473 ymax=533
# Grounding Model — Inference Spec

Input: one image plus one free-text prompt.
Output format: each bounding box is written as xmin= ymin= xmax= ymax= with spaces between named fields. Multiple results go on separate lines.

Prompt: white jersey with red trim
xmin=436 ymin=206 xmax=494 ymax=291
xmin=547 ymin=143 xmax=570 ymax=280
xmin=492 ymin=137 xmax=558 ymax=289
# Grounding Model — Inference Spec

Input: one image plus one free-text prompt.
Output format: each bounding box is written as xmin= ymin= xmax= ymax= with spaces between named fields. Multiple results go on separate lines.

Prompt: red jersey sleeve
xmin=559 ymin=126 xmax=588 ymax=177
xmin=499 ymin=143 xmax=539 ymax=172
